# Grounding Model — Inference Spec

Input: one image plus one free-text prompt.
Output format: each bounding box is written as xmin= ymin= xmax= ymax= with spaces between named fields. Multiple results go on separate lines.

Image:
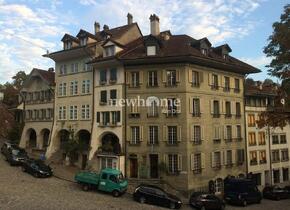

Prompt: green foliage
xmin=264 ymin=4 xmax=290 ymax=79
xmin=7 ymin=123 xmax=24 ymax=144
xmin=12 ymin=71 xmax=27 ymax=90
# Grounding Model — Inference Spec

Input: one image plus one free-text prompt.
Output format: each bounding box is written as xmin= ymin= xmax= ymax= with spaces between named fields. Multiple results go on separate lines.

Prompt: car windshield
xmin=117 ymin=173 xmax=125 ymax=182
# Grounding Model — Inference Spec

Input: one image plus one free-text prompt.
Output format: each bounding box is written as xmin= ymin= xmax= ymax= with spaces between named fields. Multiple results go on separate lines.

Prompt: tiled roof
xmin=32 ymin=68 xmax=55 ymax=86
xmin=245 ymin=84 xmax=277 ymax=96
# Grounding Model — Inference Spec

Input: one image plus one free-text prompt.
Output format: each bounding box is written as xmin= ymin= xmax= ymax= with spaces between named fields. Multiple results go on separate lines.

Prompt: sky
xmin=0 ymin=0 xmax=288 ymax=84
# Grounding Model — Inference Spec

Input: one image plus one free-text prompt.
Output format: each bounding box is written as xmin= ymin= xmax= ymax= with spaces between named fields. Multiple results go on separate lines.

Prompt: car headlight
xmin=177 ymin=201 xmax=182 ymax=204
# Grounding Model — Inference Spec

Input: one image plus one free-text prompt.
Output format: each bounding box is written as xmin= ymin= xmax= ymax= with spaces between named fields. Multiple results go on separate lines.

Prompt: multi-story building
xmin=245 ymin=82 xmax=290 ymax=189
xmin=90 ymin=14 xmax=259 ymax=193
xmin=19 ymin=68 xmax=55 ymax=154
xmin=44 ymin=14 xmax=141 ymax=169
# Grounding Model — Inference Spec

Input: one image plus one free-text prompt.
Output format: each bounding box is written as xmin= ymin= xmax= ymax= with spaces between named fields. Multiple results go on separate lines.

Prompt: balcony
xmin=129 ymin=113 xmax=140 ymax=118
xmin=109 ymin=79 xmax=117 ymax=84
xmin=250 ymin=160 xmax=258 ymax=165
xmin=99 ymin=80 xmax=107 ymax=85
xmin=259 ymin=159 xmax=267 ymax=164
xmin=147 ymin=113 xmax=158 ymax=118
xmin=147 ymin=141 xmax=159 ymax=146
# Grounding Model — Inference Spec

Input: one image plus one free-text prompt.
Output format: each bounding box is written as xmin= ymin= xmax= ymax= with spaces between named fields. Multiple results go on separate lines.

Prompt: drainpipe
xmin=124 ymin=67 xmax=128 ymax=178
xmin=48 ymin=86 xmax=56 ymax=157
xmin=243 ymin=76 xmax=249 ymax=176
xmin=90 ymin=65 xmax=95 ymax=160
xmin=267 ymin=124 xmax=273 ymax=186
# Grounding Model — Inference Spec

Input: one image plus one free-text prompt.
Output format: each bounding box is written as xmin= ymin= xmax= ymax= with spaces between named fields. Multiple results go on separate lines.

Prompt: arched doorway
xmin=100 ymin=133 xmax=121 ymax=155
xmin=58 ymin=129 xmax=70 ymax=150
xmin=76 ymin=129 xmax=91 ymax=169
xmin=27 ymin=128 xmax=37 ymax=148
xmin=40 ymin=129 xmax=50 ymax=149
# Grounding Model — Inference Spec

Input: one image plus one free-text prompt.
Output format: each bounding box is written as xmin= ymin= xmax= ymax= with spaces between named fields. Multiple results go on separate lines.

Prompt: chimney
xmin=127 ymin=13 xmax=133 ymax=25
xmin=103 ymin=24 xmax=109 ymax=31
xmin=150 ymin=14 xmax=160 ymax=36
xmin=94 ymin=22 xmax=100 ymax=34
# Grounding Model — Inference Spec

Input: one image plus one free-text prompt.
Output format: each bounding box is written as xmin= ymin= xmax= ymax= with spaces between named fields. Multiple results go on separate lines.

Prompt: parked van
xmin=224 ymin=178 xmax=262 ymax=206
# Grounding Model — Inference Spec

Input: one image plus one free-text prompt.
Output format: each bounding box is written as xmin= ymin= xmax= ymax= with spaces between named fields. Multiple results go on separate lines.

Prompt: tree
xmin=258 ymin=4 xmax=290 ymax=128
xmin=2 ymin=83 xmax=19 ymax=107
xmin=245 ymin=78 xmax=255 ymax=86
xmin=12 ymin=71 xmax=27 ymax=90
xmin=264 ymin=4 xmax=290 ymax=79
xmin=263 ymin=78 xmax=274 ymax=86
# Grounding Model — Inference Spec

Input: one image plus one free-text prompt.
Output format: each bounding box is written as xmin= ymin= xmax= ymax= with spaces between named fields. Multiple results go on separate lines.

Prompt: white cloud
xmin=240 ymin=55 xmax=272 ymax=68
xmin=79 ymin=0 xmax=97 ymax=6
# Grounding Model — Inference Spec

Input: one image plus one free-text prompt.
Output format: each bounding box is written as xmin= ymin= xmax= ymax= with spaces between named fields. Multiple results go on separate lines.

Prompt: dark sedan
xmin=189 ymin=192 xmax=225 ymax=210
xmin=22 ymin=159 xmax=53 ymax=178
xmin=263 ymin=186 xmax=289 ymax=200
xmin=133 ymin=184 xmax=182 ymax=209
xmin=2 ymin=143 xmax=28 ymax=166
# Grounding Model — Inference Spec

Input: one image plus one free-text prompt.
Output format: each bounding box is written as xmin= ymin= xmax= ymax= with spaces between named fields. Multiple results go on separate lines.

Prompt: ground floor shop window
xmin=273 ymin=169 xmax=280 ymax=184
xmin=100 ymin=157 xmax=117 ymax=169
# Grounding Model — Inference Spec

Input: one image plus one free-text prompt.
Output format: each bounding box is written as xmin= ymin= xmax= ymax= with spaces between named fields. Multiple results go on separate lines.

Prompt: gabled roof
xmin=214 ymin=44 xmax=232 ymax=53
xmin=76 ymin=29 xmax=99 ymax=40
xmin=22 ymin=68 xmax=55 ymax=89
xmin=61 ymin=33 xmax=79 ymax=43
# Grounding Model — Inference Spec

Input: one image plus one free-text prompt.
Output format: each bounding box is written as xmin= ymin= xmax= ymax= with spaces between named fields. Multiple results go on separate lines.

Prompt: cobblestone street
xmin=1 ymin=155 xmax=290 ymax=210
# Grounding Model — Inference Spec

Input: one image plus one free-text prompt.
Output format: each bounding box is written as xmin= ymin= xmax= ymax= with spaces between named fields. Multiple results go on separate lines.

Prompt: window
xmin=259 ymin=150 xmax=267 ymax=164
xmin=64 ymin=41 xmax=72 ymax=50
xmin=147 ymin=46 xmax=156 ymax=56
xmin=192 ymin=71 xmax=200 ymax=87
xmin=58 ymin=106 xmax=66 ymax=120
xmin=168 ymin=154 xmax=179 ymax=173
xmin=148 ymin=71 xmax=158 ymax=87
xmin=100 ymin=90 xmax=107 ymax=104
xmin=104 ymin=45 xmax=115 ymax=57
xmin=100 ymin=70 xmax=107 ymax=84
xmin=83 ymin=62 xmax=92 ymax=72
xmin=212 ymin=74 xmax=218 ymax=90
xmin=213 ymin=152 xmax=221 ymax=168
xmin=226 ymin=150 xmax=232 ymax=166
xmin=233 ymin=103 xmax=240 ymax=118
xmin=224 ymin=76 xmax=230 ymax=91
xmin=272 ymin=135 xmax=279 ymax=144
xmin=71 ymin=63 xmax=78 ymax=73
xmin=166 ymin=70 xmax=177 ymax=86
xmin=193 ymin=153 xmax=202 ymax=172
xmin=273 ymin=169 xmax=280 ymax=184
xmin=81 ymin=105 xmax=90 ymax=119
xmin=149 ymin=126 xmax=158 ymax=145
xmin=225 ymin=101 xmax=231 ymax=117
xmin=192 ymin=98 xmax=200 ymax=117
xmin=234 ymin=78 xmax=240 ymax=92
xmin=247 ymin=114 xmax=255 ymax=127
xmin=131 ymin=72 xmax=140 ymax=87
xmin=258 ymin=132 xmax=266 ymax=145
xmin=248 ymin=132 xmax=256 ymax=146
xmin=225 ymin=125 xmax=232 ymax=141
xmin=192 ymin=125 xmax=202 ymax=144
xmin=237 ymin=149 xmax=245 ymax=164
xmin=60 ymin=64 xmax=67 ymax=75
xmin=272 ymin=150 xmax=280 ymax=162
xmin=82 ymin=80 xmax=90 ymax=94
xmin=215 ymin=179 xmax=223 ymax=193
xmin=236 ymin=125 xmax=242 ymax=140
xmin=109 ymin=89 xmax=117 ymax=105
xmin=80 ymin=37 xmax=87 ymax=46
xmin=213 ymin=100 xmax=220 ymax=117
xmin=131 ymin=126 xmax=140 ymax=144
xmin=70 ymin=81 xmax=78 ymax=95
xmin=213 ymin=126 xmax=221 ymax=141
xmin=69 ymin=105 xmax=78 ymax=120
xmin=250 ymin=151 xmax=258 ymax=165
xmin=280 ymin=134 xmax=287 ymax=144
xmin=283 ymin=168 xmax=289 ymax=182
xmin=100 ymin=112 xmax=109 ymax=125
xmin=111 ymin=111 xmax=120 ymax=124
xmin=168 ymin=126 xmax=177 ymax=145
xmin=58 ymin=83 xmax=67 ymax=96
xmin=201 ymin=48 xmax=208 ymax=55
xmin=110 ymin=68 xmax=117 ymax=82
xmin=281 ymin=149 xmax=289 ymax=161
xmin=167 ymin=98 xmax=178 ymax=116
xmin=148 ymin=100 xmax=158 ymax=117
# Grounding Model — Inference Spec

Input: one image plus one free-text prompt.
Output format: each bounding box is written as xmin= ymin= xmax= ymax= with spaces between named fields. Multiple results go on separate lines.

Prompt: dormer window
xmin=223 ymin=54 xmax=228 ymax=60
xmin=147 ymin=46 xmax=156 ymax=56
xmin=104 ymin=45 xmax=115 ymax=57
xmin=80 ymin=38 xmax=87 ymax=46
xmin=64 ymin=41 xmax=72 ymax=50
xmin=201 ymin=48 xmax=208 ymax=56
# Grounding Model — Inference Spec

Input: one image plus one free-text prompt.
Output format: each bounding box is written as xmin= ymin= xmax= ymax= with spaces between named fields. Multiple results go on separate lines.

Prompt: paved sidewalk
xmin=50 ymin=163 xmax=79 ymax=182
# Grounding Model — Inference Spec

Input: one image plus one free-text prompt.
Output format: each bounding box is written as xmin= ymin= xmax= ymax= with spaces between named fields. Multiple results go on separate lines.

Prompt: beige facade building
xmin=19 ymin=68 xmax=55 ymax=156
xmin=245 ymin=83 xmax=290 ymax=189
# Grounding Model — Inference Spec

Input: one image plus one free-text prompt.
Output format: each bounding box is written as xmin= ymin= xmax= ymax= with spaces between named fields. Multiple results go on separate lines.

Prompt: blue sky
xmin=0 ymin=0 xmax=288 ymax=84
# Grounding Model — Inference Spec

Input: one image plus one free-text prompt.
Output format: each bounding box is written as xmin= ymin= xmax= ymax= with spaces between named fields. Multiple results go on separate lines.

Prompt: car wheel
xmin=112 ymin=190 xmax=120 ymax=197
xmin=169 ymin=202 xmax=175 ymax=209
xmin=242 ymin=200 xmax=247 ymax=207
xmin=82 ymin=184 xmax=90 ymax=191
xmin=139 ymin=196 xmax=146 ymax=204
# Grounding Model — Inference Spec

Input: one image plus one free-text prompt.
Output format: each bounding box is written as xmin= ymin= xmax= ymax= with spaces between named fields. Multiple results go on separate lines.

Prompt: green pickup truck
xmin=74 ymin=168 xmax=128 ymax=197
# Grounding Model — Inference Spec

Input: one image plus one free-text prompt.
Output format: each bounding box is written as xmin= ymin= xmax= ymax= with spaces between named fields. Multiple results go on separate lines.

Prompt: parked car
xmin=224 ymin=178 xmax=262 ymax=206
xmin=2 ymin=142 xmax=28 ymax=166
xmin=133 ymin=184 xmax=182 ymax=209
xmin=21 ymin=159 xmax=53 ymax=178
xmin=284 ymin=185 xmax=290 ymax=195
xmin=189 ymin=192 xmax=225 ymax=210
xmin=75 ymin=168 xmax=127 ymax=197
xmin=263 ymin=186 xmax=289 ymax=200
